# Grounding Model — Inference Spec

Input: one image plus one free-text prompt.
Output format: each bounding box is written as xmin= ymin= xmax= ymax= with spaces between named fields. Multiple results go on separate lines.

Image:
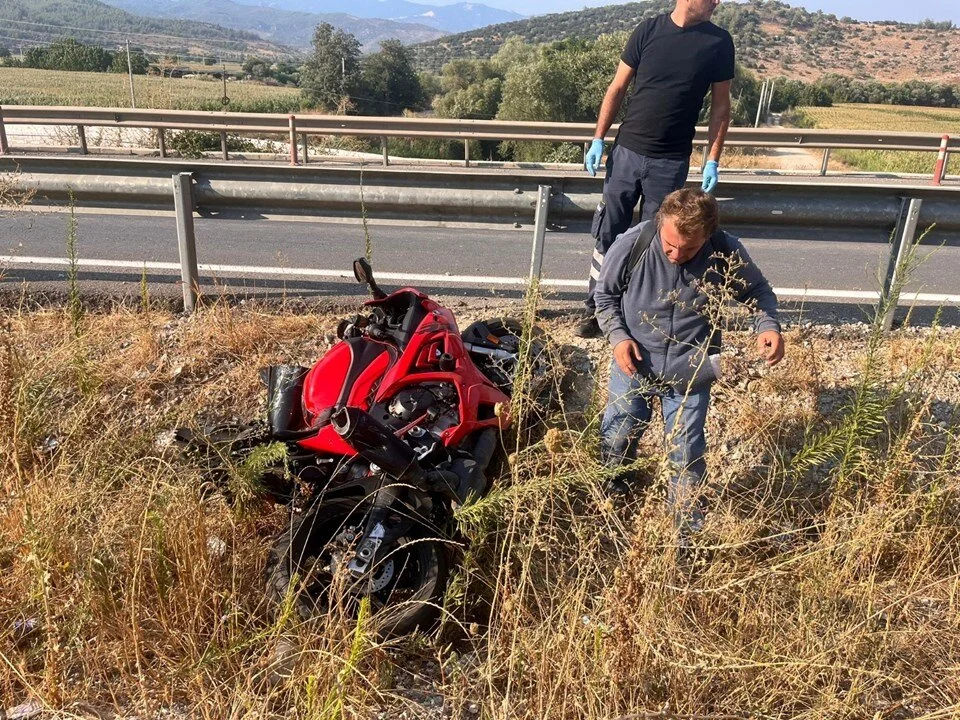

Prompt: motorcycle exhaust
xmin=331 ymin=407 xmax=423 ymax=481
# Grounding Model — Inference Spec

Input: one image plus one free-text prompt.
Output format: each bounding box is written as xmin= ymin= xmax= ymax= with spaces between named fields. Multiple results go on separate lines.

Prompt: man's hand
xmin=585 ymin=139 xmax=605 ymax=177
xmin=614 ymin=339 xmax=643 ymax=376
xmin=701 ymin=160 xmax=719 ymax=193
xmin=756 ymin=330 xmax=784 ymax=366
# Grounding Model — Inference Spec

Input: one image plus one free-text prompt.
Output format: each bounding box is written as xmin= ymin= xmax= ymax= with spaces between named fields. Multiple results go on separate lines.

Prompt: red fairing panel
xmin=375 ymin=305 xmax=511 ymax=447
xmin=298 ymin=338 xmax=395 ymax=455
xmin=295 ymin=288 xmax=511 ymax=456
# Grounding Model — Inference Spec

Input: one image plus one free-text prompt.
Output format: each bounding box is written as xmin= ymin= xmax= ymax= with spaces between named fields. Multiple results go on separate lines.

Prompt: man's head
xmin=656 ymin=188 xmax=720 ymax=265
xmin=675 ymin=0 xmax=720 ymax=23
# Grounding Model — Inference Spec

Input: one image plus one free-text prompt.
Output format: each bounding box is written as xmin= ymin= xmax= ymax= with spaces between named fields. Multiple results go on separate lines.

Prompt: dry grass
xmin=2 ymin=295 xmax=960 ymax=719
xmin=0 ymin=67 xmax=301 ymax=113
xmin=796 ymin=104 xmax=960 ymax=176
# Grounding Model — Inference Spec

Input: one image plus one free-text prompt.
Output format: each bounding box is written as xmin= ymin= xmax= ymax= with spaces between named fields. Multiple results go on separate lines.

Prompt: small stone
xmin=5 ymin=700 xmax=43 ymax=720
xmin=207 ymin=536 xmax=227 ymax=558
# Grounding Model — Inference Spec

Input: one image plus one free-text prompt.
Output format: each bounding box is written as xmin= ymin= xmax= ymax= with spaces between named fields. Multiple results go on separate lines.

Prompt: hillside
xmin=0 ymin=0 xmax=294 ymax=60
xmin=104 ymin=0 xmax=444 ymax=51
xmin=412 ymin=0 xmax=960 ymax=84
xmin=243 ymin=0 xmax=524 ymax=34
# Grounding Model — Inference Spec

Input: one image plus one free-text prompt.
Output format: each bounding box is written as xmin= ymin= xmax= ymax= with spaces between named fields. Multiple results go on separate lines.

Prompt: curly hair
xmin=656 ymin=188 xmax=719 ymax=240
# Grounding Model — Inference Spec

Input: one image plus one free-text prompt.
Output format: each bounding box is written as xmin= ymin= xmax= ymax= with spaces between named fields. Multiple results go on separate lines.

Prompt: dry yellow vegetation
xmin=2 ymin=293 xmax=959 ymax=718
xmin=799 ymin=104 xmax=960 ymax=134
xmin=797 ymin=103 xmax=960 ymax=175
xmin=0 ymin=67 xmax=301 ymax=113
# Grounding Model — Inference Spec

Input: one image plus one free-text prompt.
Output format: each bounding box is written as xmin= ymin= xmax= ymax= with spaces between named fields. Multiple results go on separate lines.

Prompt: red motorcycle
xmin=182 ymin=259 xmax=545 ymax=635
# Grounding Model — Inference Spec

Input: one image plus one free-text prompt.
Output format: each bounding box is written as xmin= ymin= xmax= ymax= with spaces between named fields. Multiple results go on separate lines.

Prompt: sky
xmin=425 ymin=0 xmax=960 ymax=24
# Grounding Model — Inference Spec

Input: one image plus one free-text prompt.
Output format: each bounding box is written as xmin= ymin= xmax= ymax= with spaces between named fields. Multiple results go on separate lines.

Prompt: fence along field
xmin=797 ymin=103 xmax=960 ymax=175
xmin=0 ymin=67 xmax=302 ymax=113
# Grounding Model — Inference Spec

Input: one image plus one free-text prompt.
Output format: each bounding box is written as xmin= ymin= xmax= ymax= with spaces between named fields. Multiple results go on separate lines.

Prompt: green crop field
xmin=0 ymin=67 xmax=303 ymax=113
xmin=796 ymin=104 xmax=960 ymax=175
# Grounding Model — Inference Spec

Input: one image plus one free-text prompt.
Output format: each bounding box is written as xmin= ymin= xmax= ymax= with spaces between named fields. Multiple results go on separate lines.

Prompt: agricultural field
xmin=0 ymin=67 xmax=302 ymax=113
xmin=796 ymin=103 xmax=960 ymax=175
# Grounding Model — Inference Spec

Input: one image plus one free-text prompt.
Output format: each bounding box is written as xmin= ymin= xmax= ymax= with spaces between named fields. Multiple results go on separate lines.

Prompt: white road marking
xmin=1 ymin=256 xmax=958 ymax=303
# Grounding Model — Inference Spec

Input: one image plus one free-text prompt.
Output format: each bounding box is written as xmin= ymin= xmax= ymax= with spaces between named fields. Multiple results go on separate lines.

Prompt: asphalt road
xmin=1 ymin=207 xmax=958 ymax=314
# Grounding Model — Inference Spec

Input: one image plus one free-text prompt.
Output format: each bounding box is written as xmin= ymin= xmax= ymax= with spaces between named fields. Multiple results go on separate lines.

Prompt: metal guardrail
xmin=0 ymin=105 xmax=956 ymax=180
xmin=5 ymin=155 xmax=960 ymax=231
xmin=1 ymin=154 xmax=958 ymax=321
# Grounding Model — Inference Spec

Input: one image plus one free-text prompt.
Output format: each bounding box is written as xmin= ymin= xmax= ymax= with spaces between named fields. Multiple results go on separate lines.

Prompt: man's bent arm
xmin=592 ymin=61 xmax=635 ymax=140
xmin=594 ymin=223 xmax=641 ymax=348
xmin=706 ymin=80 xmax=731 ymax=163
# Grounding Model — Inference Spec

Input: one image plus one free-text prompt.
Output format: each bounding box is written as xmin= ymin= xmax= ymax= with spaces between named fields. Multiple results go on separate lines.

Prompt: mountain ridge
xmin=103 ymin=0 xmax=445 ymax=51
xmin=0 ymin=0 xmax=294 ymax=58
xmin=413 ymin=0 xmax=960 ymax=84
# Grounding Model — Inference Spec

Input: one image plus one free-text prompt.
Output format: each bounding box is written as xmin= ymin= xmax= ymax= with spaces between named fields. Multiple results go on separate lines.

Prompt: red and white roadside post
xmin=932 ymin=134 xmax=949 ymax=186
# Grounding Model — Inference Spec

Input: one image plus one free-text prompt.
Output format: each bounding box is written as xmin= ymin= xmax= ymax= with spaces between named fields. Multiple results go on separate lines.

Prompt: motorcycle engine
xmin=387 ymin=387 xmax=435 ymax=422
xmin=383 ymin=382 xmax=459 ymax=436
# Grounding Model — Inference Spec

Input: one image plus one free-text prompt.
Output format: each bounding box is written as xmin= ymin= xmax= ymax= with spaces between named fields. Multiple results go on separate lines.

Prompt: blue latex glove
xmin=585 ymin=138 xmax=605 ymax=176
xmin=701 ymin=160 xmax=719 ymax=193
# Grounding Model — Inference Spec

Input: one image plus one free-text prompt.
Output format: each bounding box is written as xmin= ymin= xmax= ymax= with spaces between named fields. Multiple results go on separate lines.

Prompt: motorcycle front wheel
xmin=264 ymin=496 xmax=449 ymax=637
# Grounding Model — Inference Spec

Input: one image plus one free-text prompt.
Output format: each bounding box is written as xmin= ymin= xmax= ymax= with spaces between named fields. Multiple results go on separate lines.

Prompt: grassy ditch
xmin=1 ymin=297 xmax=959 ymax=718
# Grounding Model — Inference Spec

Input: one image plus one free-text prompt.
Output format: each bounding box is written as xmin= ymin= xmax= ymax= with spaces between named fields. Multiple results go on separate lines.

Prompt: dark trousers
xmin=585 ymin=144 xmax=690 ymax=310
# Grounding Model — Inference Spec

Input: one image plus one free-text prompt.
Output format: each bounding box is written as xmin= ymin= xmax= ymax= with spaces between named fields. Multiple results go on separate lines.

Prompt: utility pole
xmin=126 ymin=40 xmax=137 ymax=109
xmin=765 ymin=78 xmax=776 ymax=119
xmin=754 ymin=79 xmax=768 ymax=128
xmin=221 ymin=57 xmax=229 ymax=108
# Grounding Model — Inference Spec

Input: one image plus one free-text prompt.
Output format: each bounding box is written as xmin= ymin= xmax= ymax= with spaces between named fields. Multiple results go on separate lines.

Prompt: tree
xmin=110 ymin=49 xmax=149 ymax=75
xmin=355 ymin=40 xmax=424 ymax=116
xmin=299 ymin=22 xmax=360 ymax=112
xmin=242 ymin=55 xmax=270 ymax=79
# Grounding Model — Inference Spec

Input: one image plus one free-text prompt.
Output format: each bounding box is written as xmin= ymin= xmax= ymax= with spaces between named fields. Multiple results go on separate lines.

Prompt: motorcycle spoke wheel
xmin=265 ymin=498 xmax=449 ymax=637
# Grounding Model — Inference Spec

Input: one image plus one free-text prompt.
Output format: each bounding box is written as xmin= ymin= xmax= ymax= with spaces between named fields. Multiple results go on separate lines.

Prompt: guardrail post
xmin=288 ymin=115 xmax=298 ymax=165
xmin=301 ymin=133 xmax=309 ymax=165
xmin=942 ymin=150 xmax=951 ymax=183
xmin=464 ymin=139 xmax=470 ymax=168
xmin=933 ymin=134 xmax=949 ymax=186
xmin=0 ymin=106 xmax=9 ymax=155
xmin=529 ymin=185 xmax=551 ymax=282
xmin=220 ymin=131 xmax=229 ymax=161
xmin=158 ymin=129 xmax=167 ymax=158
xmin=77 ymin=125 xmax=88 ymax=155
xmin=381 ymin=136 xmax=389 ymax=167
xmin=819 ymin=148 xmax=830 ymax=176
xmin=173 ymin=172 xmax=200 ymax=314
xmin=881 ymin=197 xmax=922 ymax=331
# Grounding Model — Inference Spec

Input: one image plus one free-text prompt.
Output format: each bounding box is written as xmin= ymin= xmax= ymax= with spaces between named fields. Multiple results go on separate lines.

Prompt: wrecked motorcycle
xmin=180 ymin=259 xmax=546 ymax=635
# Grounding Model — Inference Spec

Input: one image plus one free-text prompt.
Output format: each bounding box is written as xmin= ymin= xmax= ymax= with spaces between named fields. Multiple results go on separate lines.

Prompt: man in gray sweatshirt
xmin=594 ymin=188 xmax=783 ymax=533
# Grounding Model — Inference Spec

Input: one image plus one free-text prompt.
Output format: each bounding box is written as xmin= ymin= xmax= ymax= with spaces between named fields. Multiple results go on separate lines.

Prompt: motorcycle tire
xmin=264 ymin=497 xmax=449 ymax=637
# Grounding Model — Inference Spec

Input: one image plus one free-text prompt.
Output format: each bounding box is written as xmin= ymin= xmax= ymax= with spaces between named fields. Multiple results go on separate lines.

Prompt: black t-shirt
xmin=617 ymin=13 xmax=735 ymax=158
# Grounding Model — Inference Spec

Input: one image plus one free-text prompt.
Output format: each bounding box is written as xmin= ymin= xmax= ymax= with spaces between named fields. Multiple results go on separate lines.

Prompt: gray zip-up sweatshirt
xmin=595 ymin=220 xmax=781 ymax=390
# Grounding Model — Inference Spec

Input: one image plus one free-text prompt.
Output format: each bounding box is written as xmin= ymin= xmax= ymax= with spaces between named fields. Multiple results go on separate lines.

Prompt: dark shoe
xmin=575 ymin=314 xmax=601 ymax=339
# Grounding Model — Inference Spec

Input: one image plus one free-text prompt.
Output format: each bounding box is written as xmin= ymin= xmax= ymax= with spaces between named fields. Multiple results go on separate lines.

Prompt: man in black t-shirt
xmin=575 ymin=0 xmax=734 ymax=338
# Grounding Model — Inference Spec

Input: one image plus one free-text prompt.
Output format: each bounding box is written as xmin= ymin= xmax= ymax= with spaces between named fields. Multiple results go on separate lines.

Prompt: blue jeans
xmin=600 ymin=361 xmax=710 ymax=532
xmin=586 ymin=144 xmax=690 ymax=310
